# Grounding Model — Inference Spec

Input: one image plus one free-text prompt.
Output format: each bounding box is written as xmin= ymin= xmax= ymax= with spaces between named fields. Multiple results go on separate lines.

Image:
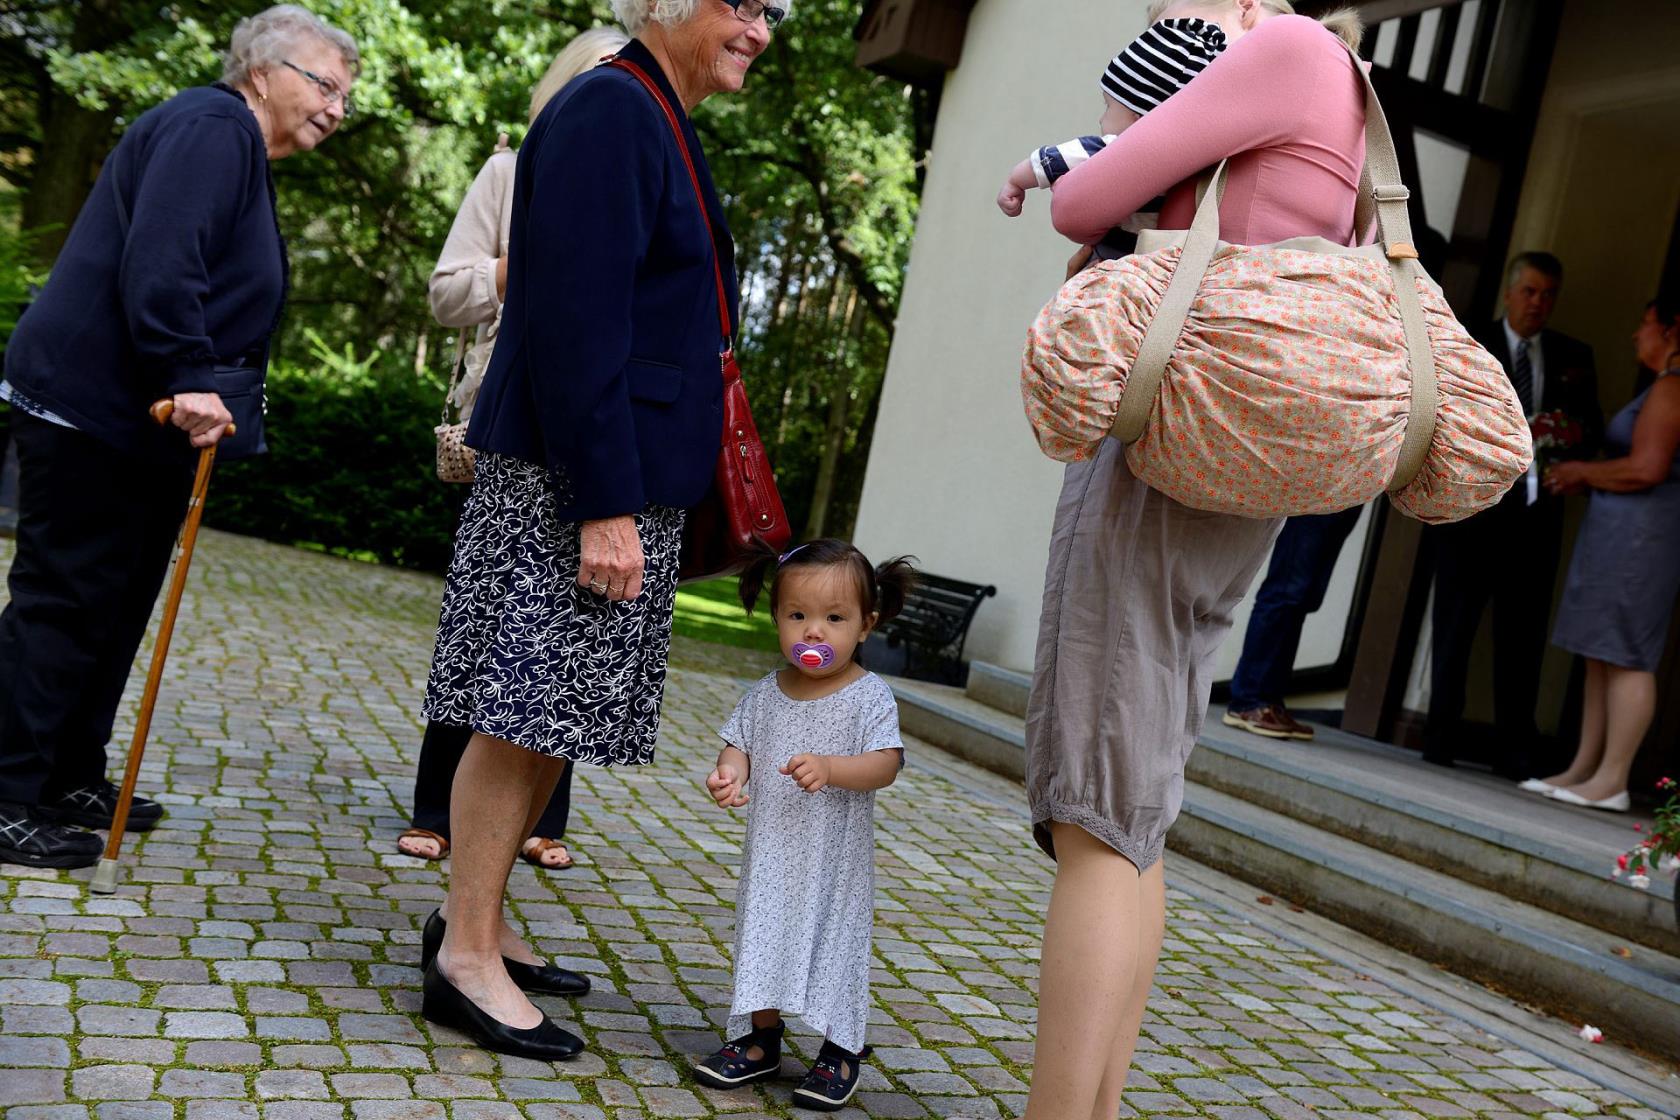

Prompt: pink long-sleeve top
xmin=1051 ymin=15 xmax=1367 ymax=249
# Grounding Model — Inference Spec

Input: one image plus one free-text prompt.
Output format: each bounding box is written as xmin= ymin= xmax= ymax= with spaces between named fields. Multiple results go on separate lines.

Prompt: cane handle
xmin=149 ymin=398 xmax=235 ymax=437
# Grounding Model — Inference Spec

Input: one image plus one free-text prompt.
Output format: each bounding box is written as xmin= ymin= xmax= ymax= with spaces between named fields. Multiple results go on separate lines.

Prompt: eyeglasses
xmin=280 ymin=59 xmax=354 ymax=117
xmin=725 ymin=0 xmax=786 ymax=30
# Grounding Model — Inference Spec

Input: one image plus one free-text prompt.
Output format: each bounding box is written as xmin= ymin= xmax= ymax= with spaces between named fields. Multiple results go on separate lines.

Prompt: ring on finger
xmin=588 ymin=579 xmax=609 ymax=593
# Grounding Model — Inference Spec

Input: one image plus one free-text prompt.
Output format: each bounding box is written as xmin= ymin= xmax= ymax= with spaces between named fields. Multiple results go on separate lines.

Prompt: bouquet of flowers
xmin=1530 ymin=409 xmax=1585 ymax=465
xmin=1611 ymin=777 xmax=1678 ymax=889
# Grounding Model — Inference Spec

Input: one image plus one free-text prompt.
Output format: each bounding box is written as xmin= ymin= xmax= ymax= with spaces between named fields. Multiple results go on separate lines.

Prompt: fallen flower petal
xmin=1578 ymin=1025 xmax=1603 ymax=1043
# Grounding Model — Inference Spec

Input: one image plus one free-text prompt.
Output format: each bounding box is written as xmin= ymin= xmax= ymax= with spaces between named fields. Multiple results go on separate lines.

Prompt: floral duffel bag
xmin=1019 ymin=52 xmax=1531 ymax=524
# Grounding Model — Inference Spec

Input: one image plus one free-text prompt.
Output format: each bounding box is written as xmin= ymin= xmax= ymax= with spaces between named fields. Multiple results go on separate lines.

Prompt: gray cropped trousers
xmin=1025 ymin=439 xmax=1282 ymax=871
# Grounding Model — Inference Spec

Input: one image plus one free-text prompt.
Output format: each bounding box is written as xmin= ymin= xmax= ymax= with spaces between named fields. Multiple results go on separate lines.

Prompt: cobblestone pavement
xmin=0 ymin=531 xmax=1673 ymax=1120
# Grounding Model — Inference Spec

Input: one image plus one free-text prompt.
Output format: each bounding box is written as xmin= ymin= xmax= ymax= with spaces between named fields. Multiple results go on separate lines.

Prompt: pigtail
xmin=737 ymin=548 xmax=780 ymax=615
xmin=872 ymin=556 xmax=919 ymax=625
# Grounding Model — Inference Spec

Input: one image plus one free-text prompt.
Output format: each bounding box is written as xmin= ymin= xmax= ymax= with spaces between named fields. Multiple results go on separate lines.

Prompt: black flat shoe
xmin=420 ymin=910 xmax=590 ymax=997
xmin=0 ymin=802 xmax=103 ymax=869
xmin=40 ymin=780 xmax=164 ymax=832
xmin=421 ymin=960 xmax=584 ymax=1061
xmin=692 ymin=1022 xmax=785 ymax=1090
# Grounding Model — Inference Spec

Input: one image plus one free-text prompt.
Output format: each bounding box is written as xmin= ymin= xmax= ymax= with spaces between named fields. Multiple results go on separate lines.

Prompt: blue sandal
xmin=693 ymin=1023 xmax=784 ymax=1089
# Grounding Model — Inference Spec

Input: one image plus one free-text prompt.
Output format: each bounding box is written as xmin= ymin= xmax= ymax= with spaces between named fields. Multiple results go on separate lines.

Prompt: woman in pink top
xmin=1020 ymin=3 xmax=1367 ymax=1118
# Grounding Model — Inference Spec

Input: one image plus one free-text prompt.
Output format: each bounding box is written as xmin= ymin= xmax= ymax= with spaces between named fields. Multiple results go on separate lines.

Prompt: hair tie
xmin=778 ymin=544 xmax=808 ymax=566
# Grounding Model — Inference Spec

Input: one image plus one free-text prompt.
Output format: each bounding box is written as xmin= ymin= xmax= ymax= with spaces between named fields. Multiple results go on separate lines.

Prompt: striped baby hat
xmin=1100 ymin=18 xmax=1228 ymax=116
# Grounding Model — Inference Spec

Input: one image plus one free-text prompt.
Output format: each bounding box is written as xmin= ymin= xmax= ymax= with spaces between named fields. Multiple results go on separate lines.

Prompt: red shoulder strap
xmin=609 ymin=58 xmax=734 ymax=353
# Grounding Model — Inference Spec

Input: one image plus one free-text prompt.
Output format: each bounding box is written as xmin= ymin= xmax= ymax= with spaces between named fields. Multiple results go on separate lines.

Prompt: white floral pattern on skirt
xmin=422 ymin=452 xmax=685 ymax=765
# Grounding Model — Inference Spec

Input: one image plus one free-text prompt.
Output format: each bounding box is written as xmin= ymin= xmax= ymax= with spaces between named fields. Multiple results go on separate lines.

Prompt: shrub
xmin=207 ymin=332 xmax=461 ymax=572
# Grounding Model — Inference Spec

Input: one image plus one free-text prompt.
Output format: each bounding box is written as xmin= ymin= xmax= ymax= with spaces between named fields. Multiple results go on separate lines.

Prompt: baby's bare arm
xmin=810 ymin=749 xmax=902 ymax=792
xmin=997 ymin=157 xmax=1039 ymax=217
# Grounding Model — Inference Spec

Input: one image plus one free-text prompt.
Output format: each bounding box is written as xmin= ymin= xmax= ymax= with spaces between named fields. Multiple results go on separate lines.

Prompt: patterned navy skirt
xmin=422 ymin=452 xmax=686 ymax=765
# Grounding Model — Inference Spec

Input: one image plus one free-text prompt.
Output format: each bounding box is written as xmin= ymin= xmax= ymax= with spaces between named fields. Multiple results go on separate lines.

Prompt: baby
xmin=997 ymin=11 xmax=1229 ymax=259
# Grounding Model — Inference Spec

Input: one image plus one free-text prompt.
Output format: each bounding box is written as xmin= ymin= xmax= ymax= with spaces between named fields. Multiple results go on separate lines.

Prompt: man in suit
xmin=1425 ymin=252 xmax=1601 ymax=777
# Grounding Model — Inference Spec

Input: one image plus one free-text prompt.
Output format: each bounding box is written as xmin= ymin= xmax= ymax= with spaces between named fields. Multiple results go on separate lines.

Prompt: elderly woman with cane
xmin=0 ymin=4 xmax=357 ymax=870
xmin=417 ymin=0 xmax=784 ymax=1060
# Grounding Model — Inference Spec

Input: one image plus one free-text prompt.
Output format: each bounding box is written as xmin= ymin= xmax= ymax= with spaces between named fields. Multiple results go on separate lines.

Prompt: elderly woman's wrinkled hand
xmin=578 ymin=515 xmax=645 ymax=602
xmin=170 ymin=392 xmax=235 ymax=448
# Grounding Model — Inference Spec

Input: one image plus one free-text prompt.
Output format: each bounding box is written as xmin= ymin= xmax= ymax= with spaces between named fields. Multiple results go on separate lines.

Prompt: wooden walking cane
xmin=89 ymin=401 xmax=234 ymax=895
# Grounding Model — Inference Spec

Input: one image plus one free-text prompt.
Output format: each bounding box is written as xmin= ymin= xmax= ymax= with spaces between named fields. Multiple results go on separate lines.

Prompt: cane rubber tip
xmin=89 ymin=858 xmax=120 ymax=895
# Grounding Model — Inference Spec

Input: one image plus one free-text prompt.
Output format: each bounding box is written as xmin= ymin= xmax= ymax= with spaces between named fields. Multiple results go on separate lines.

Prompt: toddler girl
xmin=694 ymin=539 xmax=915 ymax=1111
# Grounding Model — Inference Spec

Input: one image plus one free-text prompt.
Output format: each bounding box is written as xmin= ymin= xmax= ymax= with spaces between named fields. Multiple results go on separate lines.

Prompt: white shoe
xmin=1517 ymin=778 xmax=1556 ymax=795
xmin=1546 ymin=787 xmax=1631 ymax=812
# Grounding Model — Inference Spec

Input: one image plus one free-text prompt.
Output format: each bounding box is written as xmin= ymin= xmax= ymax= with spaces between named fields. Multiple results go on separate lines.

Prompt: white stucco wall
xmin=851 ymin=0 xmax=1369 ymax=675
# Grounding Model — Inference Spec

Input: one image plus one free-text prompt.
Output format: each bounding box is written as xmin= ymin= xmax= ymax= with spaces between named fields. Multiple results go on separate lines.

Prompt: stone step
xmin=964 ymin=660 xmax=1031 ymax=719
xmin=889 ymin=676 xmax=1025 ymax=780
xmin=886 ymin=673 xmax=1680 ymax=1057
xmin=891 ymin=675 xmax=1675 ymax=953
xmin=1188 ymin=722 xmax=1680 ymax=958
xmin=1173 ymin=783 xmax=1680 ymax=1064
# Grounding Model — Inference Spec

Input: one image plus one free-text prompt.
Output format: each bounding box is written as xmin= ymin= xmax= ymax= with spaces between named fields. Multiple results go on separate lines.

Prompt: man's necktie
xmin=1512 ymin=337 xmax=1534 ymax=414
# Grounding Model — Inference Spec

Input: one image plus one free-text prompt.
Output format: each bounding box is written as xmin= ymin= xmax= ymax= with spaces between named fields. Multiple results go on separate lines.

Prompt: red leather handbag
xmin=611 ymin=58 xmax=792 ymax=581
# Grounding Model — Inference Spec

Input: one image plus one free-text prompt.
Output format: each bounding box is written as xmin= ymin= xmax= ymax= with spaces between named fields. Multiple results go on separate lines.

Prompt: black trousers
xmin=1426 ymin=490 xmax=1564 ymax=770
xmin=409 ymin=719 xmax=573 ymax=841
xmin=0 ymin=414 xmax=194 ymax=807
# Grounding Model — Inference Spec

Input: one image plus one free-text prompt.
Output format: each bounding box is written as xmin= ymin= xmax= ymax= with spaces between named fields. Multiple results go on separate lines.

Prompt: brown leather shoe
xmin=1222 ymin=704 xmax=1314 ymax=740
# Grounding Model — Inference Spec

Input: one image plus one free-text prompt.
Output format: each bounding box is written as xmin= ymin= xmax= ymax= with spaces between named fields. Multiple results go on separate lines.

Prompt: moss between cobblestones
xmin=0 ymin=534 xmax=1662 ymax=1120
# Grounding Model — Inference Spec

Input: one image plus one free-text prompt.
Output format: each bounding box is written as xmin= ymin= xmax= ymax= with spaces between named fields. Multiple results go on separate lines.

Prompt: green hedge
xmin=206 ymin=335 xmax=461 ymax=572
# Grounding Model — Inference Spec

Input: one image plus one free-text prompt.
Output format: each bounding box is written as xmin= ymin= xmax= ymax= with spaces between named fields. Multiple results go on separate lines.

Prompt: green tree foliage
xmin=0 ymin=0 xmax=921 ymax=564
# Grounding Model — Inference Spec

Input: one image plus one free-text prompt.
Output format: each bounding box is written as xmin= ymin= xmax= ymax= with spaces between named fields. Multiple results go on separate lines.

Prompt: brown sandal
xmin=520 ymin=836 xmax=573 ymax=869
xmin=397 ymin=828 xmax=449 ymax=860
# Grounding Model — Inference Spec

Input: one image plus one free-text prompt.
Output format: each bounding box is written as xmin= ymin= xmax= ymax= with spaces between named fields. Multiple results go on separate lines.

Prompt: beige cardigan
xmin=429 ymin=139 xmax=514 ymax=422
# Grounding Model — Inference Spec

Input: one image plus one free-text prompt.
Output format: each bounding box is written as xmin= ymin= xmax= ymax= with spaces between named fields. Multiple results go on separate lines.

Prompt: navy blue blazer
xmin=466 ymin=39 xmax=740 ymax=522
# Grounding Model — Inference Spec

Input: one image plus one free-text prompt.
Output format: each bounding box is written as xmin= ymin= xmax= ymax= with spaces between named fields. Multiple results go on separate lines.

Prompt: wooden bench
xmin=870 ymin=572 xmax=997 ymax=685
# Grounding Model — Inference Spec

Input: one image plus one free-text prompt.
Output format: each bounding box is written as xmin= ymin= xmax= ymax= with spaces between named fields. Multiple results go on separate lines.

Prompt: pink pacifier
xmin=792 ymin=642 xmax=835 ymax=670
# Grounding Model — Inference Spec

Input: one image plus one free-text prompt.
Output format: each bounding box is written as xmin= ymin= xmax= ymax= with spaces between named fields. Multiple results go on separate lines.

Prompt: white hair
xmin=221 ymin=5 xmax=360 ymax=87
xmin=610 ymin=0 xmax=791 ymax=36
xmin=530 ymin=27 xmax=631 ymax=123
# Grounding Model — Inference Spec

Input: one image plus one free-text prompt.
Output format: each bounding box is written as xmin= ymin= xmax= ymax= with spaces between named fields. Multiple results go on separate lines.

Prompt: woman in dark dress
xmin=1533 ymin=296 xmax=1680 ymax=812
xmin=415 ymin=0 xmax=784 ymax=1061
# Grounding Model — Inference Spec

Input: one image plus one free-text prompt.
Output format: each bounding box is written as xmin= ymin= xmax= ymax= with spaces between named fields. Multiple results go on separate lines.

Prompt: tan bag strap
xmin=1111 ymin=42 xmax=1439 ymax=493
xmin=440 ymin=327 xmax=469 ymax=427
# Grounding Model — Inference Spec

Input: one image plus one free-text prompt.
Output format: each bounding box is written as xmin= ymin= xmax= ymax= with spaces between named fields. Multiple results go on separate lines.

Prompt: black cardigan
xmin=5 ymin=84 xmax=286 ymax=459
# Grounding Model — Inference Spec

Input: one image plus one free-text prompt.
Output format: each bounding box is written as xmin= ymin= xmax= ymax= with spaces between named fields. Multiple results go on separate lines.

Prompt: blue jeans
xmin=1227 ymin=506 xmax=1365 ymax=712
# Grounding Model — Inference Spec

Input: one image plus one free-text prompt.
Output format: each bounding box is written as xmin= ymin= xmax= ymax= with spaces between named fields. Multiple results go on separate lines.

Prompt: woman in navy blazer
xmin=419 ymin=0 xmax=785 ymax=1061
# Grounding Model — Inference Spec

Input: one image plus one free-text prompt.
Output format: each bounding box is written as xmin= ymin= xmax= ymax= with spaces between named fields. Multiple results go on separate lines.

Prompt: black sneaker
xmin=792 ymin=1040 xmax=869 ymax=1111
xmin=692 ymin=1022 xmax=784 ymax=1090
xmin=40 ymin=780 xmax=164 ymax=832
xmin=0 ymin=802 xmax=103 ymax=869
